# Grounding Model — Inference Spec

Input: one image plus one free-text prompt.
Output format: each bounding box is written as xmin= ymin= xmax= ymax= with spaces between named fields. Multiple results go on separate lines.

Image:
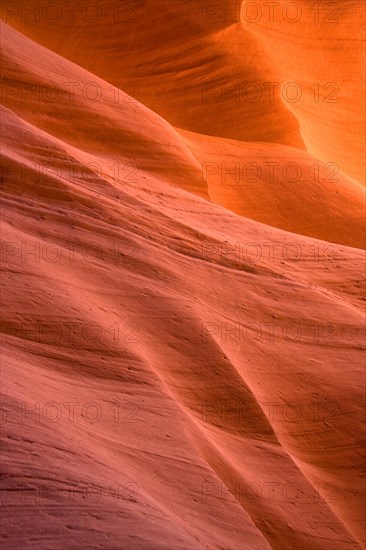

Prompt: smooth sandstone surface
xmin=1 ymin=2 xmax=365 ymax=549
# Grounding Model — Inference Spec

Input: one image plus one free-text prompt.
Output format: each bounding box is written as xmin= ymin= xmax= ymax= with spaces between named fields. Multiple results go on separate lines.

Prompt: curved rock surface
xmin=1 ymin=3 xmax=365 ymax=549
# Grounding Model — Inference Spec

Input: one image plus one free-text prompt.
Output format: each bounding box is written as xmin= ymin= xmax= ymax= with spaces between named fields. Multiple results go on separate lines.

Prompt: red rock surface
xmin=1 ymin=2 xmax=365 ymax=549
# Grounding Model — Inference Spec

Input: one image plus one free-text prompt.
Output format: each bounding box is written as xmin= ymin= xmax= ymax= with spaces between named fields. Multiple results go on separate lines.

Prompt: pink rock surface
xmin=1 ymin=3 xmax=365 ymax=549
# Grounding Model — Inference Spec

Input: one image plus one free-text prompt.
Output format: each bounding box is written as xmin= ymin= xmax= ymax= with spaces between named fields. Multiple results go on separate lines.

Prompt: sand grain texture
xmin=0 ymin=2 xmax=365 ymax=549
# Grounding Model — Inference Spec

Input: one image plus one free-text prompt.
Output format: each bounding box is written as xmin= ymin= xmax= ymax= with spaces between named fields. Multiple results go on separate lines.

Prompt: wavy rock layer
xmin=0 ymin=3 xmax=365 ymax=550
